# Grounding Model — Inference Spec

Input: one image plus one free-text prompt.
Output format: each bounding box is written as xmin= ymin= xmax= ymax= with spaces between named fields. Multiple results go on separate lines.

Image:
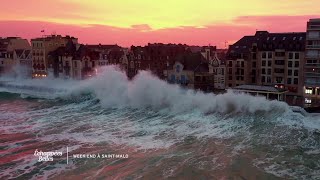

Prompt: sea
xmin=0 ymin=66 xmax=320 ymax=179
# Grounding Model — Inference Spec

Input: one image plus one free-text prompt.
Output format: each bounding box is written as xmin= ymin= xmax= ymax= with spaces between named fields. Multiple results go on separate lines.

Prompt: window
xmin=287 ymin=78 xmax=292 ymax=84
xmin=170 ymin=75 xmax=175 ymax=82
xmin=288 ymin=70 xmax=292 ymax=76
xmin=267 ymin=77 xmax=271 ymax=83
xmin=252 ymin=77 xmax=256 ymax=83
xmin=276 ymin=77 xmax=283 ymax=83
xmin=262 ymin=76 xmax=265 ymax=82
xmin=295 ymin=53 xmax=300 ymax=59
xmin=305 ymin=88 xmax=312 ymax=94
xmin=268 ymin=61 xmax=272 ymax=67
xmin=241 ymin=61 xmax=244 ymax=67
xmin=229 ymin=76 xmax=232 ymax=80
xmin=268 ymin=52 xmax=272 ymax=59
xmin=268 ymin=69 xmax=271 ymax=75
xmin=275 ymin=52 xmax=285 ymax=57
xmin=229 ymin=68 xmax=232 ymax=74
xmin=294 ymin=70 xmax=299 ymax=76
xmin=252 ymin=61 xmax=256 ymax=68
xmin=294 ymin=78 xmax=298 ymax=85
xmin=275 ymin=68 xmax=284 ymax=73
xmin=262 ymin=52 xmax=267 ymax=59
xmin=262 ymin=61 xmax=266 ymax=66
xmin=262 ymin=69 xmax=266 ymax=74
xmin=228 ymin=61 xmax=232 ymax=67
xmin=275 ymin=60 xmax=285 ymax=65
xmin=288 ymin=61 xmax=293 ymax=67
xmin=74 ymin=61 xmax=77 ymax=68
xmin=181 ymin=75 xmax=186 ymax=84
xmin=252 ymin=53 xmax=257 ymax=59
xmin=294 ymin=61 xmax=299 ymax=68
xmin=289 ymin=53 xmax=293 ymax=59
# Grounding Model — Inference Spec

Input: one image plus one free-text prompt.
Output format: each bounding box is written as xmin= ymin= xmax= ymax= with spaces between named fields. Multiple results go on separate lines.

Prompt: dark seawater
xmin=1 ymin=67 xmax=320 ymax=180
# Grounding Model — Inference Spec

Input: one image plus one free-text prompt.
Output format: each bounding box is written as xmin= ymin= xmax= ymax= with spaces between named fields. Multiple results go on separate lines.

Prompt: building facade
xmin=304 ymin=18 xmax=320 ymax=107
xmin=167 ymin=52 xmax=214 ymax=91
xmin=31 ymin=35 xmax=78 ymax=77
xmin=201 ymin=47 xmax=226 ymax=90
xmin=13 ymin=49 xmax=32 ymax=77
xmin=0 ymin=37 xmax=31 ymax=76
xmin=227 ymin=31 xmax=306 ymax=106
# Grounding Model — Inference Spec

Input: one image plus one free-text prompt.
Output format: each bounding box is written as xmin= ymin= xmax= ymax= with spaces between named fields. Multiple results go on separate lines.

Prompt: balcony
xmin=306 ymin=45 xmax=320 ymax=49
xmin=305 ymin=63 xmax=320 ymax=68
xmin=305 ymin=80 xmax=320 ymax=86
xmin=305 ymin=72 xmax=320 ymax=78
xmin=305 ymin=54 xmax=320 ymax=59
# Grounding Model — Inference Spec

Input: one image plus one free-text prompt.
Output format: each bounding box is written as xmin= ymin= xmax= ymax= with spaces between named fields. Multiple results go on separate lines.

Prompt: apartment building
xmin=31 ymin=35 xmax=78 ymax=77
xmin=227 ymin=31 xmax=306 ymax=106
xmin=304 ymin=18 xmax=320 ymax=107
xmin=226 ymin=35 xmax=254 ymax=88
xmin=257 ymin=32 xmax=306 ymax=106
xmin=0 ymin=37 xmax=31 ymax=75
xmin=201 ymin=46 xmax=226 ymax=90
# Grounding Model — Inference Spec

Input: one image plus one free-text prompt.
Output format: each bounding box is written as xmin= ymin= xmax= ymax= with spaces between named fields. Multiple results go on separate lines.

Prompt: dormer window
xmin=176 ymin=64 xmax=181 ymax=73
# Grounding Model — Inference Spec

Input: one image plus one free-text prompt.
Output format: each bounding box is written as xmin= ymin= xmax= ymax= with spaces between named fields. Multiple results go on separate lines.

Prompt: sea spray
xmin=74 ymin=66 xmax=290 ymax=114
xmin=1 ymin=65 xmax=290 ymax=114
xmin=1 ymin=66 xmax=320 ymax=179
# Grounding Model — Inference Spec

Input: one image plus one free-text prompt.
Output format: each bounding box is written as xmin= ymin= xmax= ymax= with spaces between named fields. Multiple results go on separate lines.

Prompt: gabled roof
xmin=170 ymin=52 xmax=208 ymax=72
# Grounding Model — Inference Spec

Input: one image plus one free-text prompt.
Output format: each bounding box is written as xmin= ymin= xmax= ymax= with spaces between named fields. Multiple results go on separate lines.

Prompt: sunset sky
xmin=1 ymin=0 xmax=319 ymax=47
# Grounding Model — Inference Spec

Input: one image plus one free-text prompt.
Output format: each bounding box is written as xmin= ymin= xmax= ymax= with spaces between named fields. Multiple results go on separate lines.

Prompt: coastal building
xmin=227 ymin=31 xmax=306 ymax=106
xmin=201 ymin=46 xmax=226 ymax=90
xmin=0 ymin=37 xmax=31 ymax=76
xmin=304 ymin=18 xmax=320 ymax=107
xmin=61 ymin=45 xmax=99 ymax=80
xmin=130 ymin=43 xmax=190 ymax=79
xmin=233 ymin=85 xmax=288 ymax=101
xmin=13 ymin=49 xmax=32 ymax=77
xmin=31 ymin=35 xmax=78 ymax=78
xmin=167 ymin=52 xmax=214 ymax=91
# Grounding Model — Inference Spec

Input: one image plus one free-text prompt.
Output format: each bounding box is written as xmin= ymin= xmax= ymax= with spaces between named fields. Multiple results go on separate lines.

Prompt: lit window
xmin=305 ymin=98 xmax=312 ymax=104
xmin=305 ymin=89 xmax=312 ymax=94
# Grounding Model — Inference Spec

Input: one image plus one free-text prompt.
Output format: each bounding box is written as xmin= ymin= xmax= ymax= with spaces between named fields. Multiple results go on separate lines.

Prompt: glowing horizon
xmin=1 ymin=0 xmax=319 ymax=47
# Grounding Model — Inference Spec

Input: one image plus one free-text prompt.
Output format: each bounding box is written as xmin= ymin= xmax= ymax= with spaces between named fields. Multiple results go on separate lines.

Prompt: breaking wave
xmin=0 ymin=66 xmax=290 ymax=114
xmin=1 ymin=66 xmax=320 ymax=179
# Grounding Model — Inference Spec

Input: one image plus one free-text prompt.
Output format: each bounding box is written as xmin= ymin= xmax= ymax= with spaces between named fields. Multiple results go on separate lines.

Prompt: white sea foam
xmin=69 ymin=66 xmax=290 ymax=114
xmin=1 ymin=66 xmax=291 ymax=114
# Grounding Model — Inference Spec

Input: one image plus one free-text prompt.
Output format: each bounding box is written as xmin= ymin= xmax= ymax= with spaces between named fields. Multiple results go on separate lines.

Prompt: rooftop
xmin=233 ymin=85 xmax=287 ymax=93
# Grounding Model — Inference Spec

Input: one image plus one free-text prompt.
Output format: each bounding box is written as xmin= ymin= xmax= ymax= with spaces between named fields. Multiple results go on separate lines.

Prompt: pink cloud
xmin=131 ymin=24 xmax=152 ymax=31
xmin=233 ymin=15 xmax=318 ymax=32
xmin=0 ymin=15 xmax=314 ymax=48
